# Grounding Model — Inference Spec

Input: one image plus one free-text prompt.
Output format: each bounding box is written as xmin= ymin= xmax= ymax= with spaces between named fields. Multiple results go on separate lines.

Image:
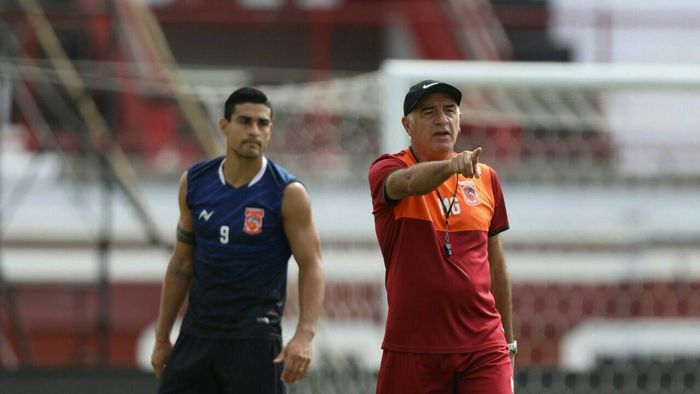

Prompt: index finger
xmin=471 ymin=147 xmax=482 ymax=164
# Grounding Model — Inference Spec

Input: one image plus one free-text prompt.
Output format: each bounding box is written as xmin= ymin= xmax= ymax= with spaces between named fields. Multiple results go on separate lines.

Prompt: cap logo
xmin=422 ymin=82 xmax=439 ymax=89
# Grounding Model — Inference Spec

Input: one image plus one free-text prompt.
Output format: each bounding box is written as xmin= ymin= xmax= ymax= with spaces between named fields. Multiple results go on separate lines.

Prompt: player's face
xmin=402 ymin=92 xmax=460 ymax=161
xmin=219 ymin=103 xmax=273 ymax=159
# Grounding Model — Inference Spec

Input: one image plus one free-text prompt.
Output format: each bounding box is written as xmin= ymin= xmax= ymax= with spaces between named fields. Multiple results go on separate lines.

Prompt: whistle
xmin=443 ymin=243 xmax=452 ymax=257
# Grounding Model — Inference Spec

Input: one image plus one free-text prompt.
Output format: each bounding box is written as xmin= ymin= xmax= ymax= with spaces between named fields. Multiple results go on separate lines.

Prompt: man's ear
xmin=401 ymin=116 xmax=412 ymax=137
xmin=218 ymin=117 xmax=228 ymax=137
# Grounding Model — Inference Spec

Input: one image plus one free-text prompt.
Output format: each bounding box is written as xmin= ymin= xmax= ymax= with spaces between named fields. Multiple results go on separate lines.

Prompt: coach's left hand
xmin=274 ymin=333 xmax=313 ymax=383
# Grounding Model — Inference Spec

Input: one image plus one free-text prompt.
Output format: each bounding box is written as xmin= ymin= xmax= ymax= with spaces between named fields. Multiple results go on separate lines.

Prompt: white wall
xmin=549 ymin=0 xmax=700 ymax=175
xmin=550 ymin=0 xmax=700 ymax=64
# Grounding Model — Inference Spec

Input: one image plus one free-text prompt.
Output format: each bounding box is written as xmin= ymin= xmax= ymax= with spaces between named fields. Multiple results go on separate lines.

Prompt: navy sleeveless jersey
xmin=181 ymin=156 xmax=299 ymax=339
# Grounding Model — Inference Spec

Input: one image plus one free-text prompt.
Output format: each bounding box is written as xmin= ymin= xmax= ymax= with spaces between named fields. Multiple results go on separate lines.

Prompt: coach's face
xmin=402 ymin=92 xmax=460 ymax=161
xmin=219 ymin=102 xmax=272 ymax=159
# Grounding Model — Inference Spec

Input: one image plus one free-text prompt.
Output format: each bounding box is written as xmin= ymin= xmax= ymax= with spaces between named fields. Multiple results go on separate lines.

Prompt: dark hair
xmin=223 ymin=87 xmax=273 ymax=120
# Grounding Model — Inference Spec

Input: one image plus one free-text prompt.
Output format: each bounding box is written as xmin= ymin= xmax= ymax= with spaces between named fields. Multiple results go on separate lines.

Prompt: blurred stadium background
xmin=1 ymin=0 xmax=700 ymax=393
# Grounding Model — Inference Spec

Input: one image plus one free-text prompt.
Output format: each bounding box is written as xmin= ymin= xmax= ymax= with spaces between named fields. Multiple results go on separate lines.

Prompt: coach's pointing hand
xmin=274 ymin=333 xmax=313 ymax=384
xmin=450 ymin=147 xmax=482 ymax=178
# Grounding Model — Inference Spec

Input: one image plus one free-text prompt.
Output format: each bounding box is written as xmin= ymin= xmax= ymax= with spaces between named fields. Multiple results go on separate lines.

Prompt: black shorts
xmin=158 ymin=334 xmax=285 ymax=394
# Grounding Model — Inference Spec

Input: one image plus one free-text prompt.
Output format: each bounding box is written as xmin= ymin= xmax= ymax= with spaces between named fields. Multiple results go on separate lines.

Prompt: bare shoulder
xmin=282 ymin=182 xmax=311 ymax=217
xmin=177 ymin=170 xmax=190 ymax=202
xmin=283 ymin=181 xmax=309 ymax=201
xmin=178 ymin=170 xmax=189 ymax=189
xmin=177 ymin=170 xmax=193 ymax=228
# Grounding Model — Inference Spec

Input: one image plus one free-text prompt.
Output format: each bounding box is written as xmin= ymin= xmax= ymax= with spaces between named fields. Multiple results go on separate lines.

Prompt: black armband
xmin=176 ymin=225 xmax=195 ymax=245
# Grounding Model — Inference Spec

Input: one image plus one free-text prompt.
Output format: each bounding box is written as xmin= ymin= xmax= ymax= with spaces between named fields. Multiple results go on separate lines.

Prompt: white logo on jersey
xmin=441 ymin=197 xmax=461 ymax=216
xmin=199 ymin=209 xmax=214 ymax=221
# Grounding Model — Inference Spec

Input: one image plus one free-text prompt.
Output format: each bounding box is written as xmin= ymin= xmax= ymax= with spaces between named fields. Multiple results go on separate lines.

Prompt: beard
xmin=234 ymin=140 xmax=263 ymax=159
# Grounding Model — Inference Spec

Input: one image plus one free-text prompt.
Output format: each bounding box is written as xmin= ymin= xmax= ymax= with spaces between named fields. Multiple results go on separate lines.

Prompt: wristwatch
xmin=507 ymin=340 xmax=518 ymax=355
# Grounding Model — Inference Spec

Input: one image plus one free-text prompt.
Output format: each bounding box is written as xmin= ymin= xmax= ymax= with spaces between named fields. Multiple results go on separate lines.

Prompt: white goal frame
xmin=381 ymin=60 xmax=700 ymax=156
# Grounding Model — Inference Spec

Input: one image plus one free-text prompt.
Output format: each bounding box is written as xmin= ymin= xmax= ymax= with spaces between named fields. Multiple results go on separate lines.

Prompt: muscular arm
xmin=488 ymin=234 xmax=514 ymax=344
xmin=274 ymin=182 xmax=325 ymax=383
xmin=151 ymin=172 xmax=195 ymax=378
xmin=384 ymin=147 xmax=482 ymax=201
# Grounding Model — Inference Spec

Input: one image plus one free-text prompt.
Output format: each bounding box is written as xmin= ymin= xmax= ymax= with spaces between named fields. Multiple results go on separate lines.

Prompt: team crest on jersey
xmin=243 ymin=207 xmax=265 ymax=235
xmin=459 ymin=180 xmax=480 ymax=205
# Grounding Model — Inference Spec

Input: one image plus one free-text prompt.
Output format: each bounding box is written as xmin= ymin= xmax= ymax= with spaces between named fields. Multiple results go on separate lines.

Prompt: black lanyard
xmin=435 ymin=175 xmax=459 ymax=257
xmin=408 ymin=147 xmax=459 ymax=258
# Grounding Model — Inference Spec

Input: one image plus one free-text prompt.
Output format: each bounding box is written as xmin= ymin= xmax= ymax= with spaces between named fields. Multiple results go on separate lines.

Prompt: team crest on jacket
xmin=459 ymin=180 xmax=480 ymax=205
xmin=243 ymin=207 xmax=265 ymax=235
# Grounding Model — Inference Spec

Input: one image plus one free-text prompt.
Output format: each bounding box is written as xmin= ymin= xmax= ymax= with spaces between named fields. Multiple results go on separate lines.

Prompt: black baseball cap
xmin=403 ymin=80 xmax=462 ymax=116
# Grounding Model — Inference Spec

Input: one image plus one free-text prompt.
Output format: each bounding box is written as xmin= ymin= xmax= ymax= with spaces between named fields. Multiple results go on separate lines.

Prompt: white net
xmin=196 ymin=73 xmax=384 ymax=188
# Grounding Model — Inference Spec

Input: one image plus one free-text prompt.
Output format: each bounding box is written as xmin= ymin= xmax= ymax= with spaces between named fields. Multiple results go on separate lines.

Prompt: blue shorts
xmin=158 ymin=334 xmax=285 ymax=394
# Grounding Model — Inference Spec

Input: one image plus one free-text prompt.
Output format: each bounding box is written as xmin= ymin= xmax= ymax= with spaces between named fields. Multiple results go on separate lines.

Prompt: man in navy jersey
xmin=151 ymin=87 xmax=325 ymax=393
